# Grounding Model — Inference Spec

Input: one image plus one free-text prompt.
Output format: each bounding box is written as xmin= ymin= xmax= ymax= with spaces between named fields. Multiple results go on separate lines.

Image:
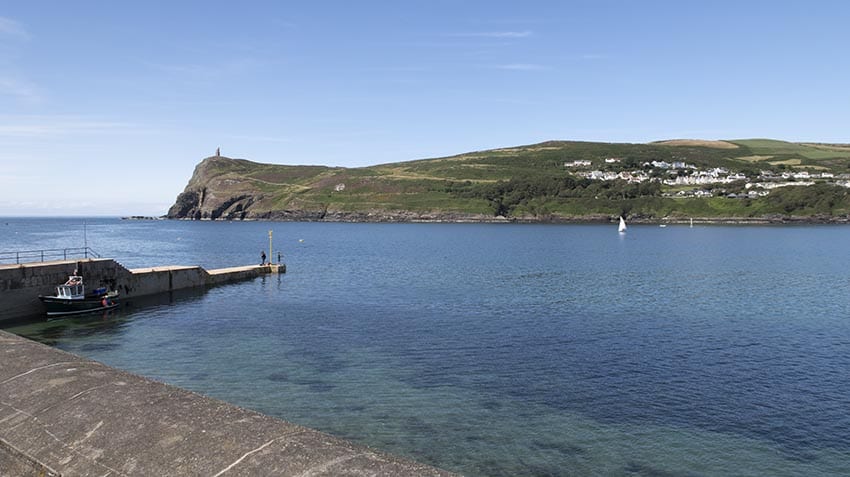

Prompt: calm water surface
xmin=3 ymin=218 xmax=850 ymax=476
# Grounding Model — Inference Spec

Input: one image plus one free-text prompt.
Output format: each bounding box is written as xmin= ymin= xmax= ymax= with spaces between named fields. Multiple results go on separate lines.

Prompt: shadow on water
xmin=2 ymin=286 xmax=210 ymax=344
xmin=624 ymin=461 xmax=702 ymax=477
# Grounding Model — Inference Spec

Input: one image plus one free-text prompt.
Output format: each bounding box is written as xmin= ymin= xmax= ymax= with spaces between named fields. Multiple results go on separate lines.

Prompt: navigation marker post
xmin=267 ymin=230 xmax=286 ymax=274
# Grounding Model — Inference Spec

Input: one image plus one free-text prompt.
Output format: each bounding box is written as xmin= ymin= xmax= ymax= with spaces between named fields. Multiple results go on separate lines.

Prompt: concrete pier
xmin=0 ymin=330 xmax=453 ymax=476
xmin=0 ymin=259 xmax=284 ymax=323
xmin=0 ymin=260 xmax=456 ymax=475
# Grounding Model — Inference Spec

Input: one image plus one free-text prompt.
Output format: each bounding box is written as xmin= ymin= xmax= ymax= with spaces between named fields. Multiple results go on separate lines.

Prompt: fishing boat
xmin=618 ymin=216 xmax=627 ymax=233
xmin=38 ymin=274 xmax=119 ymax=317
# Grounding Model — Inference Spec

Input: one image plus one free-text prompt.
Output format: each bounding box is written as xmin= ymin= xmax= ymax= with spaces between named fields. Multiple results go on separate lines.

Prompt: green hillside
xmin=730 ymin=139 xmax=850 ymax=159
xmin=167 ymin=139 xmax=850 ymax=223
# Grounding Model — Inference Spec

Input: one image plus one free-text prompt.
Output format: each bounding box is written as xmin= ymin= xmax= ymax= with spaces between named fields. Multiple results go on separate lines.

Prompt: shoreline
xmin=165 ymin=210 xmax=850 ymax=225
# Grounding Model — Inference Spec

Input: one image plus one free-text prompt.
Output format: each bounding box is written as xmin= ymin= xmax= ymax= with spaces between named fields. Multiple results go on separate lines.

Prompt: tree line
xmin=765 ymin=183 xmax=850 ymax=214
xmin=443 ymin=176 xmax=850 ymax=218
xmin=444 ymin=176 xmax=662 ymax=216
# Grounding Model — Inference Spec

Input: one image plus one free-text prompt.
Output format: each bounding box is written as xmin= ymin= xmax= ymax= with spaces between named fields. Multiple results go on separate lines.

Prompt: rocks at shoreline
xmin=166 ymin=211 xmax=850 ymax=225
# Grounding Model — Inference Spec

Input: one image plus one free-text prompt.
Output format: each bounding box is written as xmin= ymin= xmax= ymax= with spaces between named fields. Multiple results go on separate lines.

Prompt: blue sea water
xmin=2 ymin=218 xmax=850 ymax=476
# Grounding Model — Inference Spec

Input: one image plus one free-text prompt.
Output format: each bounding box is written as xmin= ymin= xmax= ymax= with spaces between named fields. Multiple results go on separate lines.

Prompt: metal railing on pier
xmin=0 ymin=247 xmax=102 ymax=265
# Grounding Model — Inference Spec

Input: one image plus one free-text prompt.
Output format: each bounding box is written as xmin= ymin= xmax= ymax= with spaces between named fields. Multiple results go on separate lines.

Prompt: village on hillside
xmin=564 ymin=158 xmax=850 ymax=199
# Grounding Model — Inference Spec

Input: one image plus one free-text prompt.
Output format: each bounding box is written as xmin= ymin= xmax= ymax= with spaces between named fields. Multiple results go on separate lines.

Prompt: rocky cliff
xmin=168 ymin=156 xmax=273 ymax=220
xmin=167 ymin=140 xmax=850 ymax=222
xmin=166 ymin=151 xmax=504 ymax=221
xmin=165 ymin=155 xmax=490 ymax=221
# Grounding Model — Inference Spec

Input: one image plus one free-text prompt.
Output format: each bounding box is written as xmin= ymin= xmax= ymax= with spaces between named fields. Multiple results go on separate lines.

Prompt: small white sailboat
xmin=618 ymin=216 xmax=627 ymax=233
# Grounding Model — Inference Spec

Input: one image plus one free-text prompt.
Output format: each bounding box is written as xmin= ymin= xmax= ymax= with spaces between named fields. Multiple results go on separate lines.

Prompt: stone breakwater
xmin=0 ymin=330 xmax=454 ymax=476
xmin=0 ymin=258 xmax=284 ymax=323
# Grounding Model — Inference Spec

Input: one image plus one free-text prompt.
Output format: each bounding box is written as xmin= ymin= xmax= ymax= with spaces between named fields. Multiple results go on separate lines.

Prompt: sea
xmin=2 ymin=217 xmax=850 ymax=476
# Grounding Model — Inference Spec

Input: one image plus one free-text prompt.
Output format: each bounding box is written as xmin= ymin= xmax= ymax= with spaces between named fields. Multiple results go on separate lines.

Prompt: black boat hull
xmin=38 ymin=296 xmax=119 ymax=317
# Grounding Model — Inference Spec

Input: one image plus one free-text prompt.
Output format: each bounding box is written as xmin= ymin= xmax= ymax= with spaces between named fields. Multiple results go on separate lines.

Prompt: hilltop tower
xmin=216 ymin=147 xmax=220 ymax=157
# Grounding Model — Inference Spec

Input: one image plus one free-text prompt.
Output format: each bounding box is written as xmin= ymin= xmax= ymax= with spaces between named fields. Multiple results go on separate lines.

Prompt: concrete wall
xmin=0 ymin=259 xmax=277 ymax=323
xmin=0 ymin=260 xmax=86 ymax=322
xmin=0 ymin=438 xmax=60 ymax=477
xmin=0 ymin=330 xmax=453 ymax=477
xmin=206 ymin=264 xmax=283 ymax=286
xmin=121 ymin=266 xmax=209 ymax=298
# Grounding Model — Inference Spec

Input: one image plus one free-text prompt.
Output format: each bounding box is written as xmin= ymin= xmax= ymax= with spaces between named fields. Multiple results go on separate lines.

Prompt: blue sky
xmin=1 ymin=1 xmax=848 ymax=215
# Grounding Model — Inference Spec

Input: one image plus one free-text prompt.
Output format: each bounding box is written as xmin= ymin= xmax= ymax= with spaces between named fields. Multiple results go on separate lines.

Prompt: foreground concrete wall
xmin=0 ymin=259 xmax=276 ymax=323
xmin=0 ymin=438 xmax=59 ymax=477
xmin=0 ymin=331 xmax=453 ymax=477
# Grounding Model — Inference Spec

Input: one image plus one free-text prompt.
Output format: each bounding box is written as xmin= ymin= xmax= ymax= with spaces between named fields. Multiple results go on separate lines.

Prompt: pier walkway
xmin=0 ymin=258 xmax=284 ymax=323
xmin=0 ymin=330 xmax=454 ymax=476
xmin=0 ymin=259 xmax=454 ymax=475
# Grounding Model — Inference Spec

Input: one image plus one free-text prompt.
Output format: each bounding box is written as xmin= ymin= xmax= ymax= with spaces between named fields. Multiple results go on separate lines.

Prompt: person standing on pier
xmin=260 ymin=251 xmax=266 ymax=265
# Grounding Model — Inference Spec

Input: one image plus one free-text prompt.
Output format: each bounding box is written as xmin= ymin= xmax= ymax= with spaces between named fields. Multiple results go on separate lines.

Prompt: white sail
xmin=618 ymin=216 xmax=627 ymax=233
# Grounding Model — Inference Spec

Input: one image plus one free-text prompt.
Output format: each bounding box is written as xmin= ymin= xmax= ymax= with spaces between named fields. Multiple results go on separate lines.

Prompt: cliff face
xmin=166 ymin=140 xmax=850 ymax=223
xmin=167 ymin=156 xmax=264 ymax=220
xmin=165 ymin=154 xmax=501 ymax=222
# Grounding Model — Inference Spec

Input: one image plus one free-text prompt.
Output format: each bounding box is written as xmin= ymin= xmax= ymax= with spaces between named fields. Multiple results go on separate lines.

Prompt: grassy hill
xmin=167 ymin=139 xmax=850 ymax=223
xmin=726 ymin=139 xmax=850 ymax=170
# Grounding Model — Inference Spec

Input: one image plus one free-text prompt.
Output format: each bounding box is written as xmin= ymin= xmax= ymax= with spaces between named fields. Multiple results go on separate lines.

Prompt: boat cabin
xmin=56 ymin=276 xmax=85 ymax=300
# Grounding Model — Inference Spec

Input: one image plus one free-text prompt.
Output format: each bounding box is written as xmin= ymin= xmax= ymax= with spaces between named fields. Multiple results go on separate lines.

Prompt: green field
xmin=730 ymin=139 xmax=850 ymax=160
xmin=168 ymin=139 xmax=850 ymax=221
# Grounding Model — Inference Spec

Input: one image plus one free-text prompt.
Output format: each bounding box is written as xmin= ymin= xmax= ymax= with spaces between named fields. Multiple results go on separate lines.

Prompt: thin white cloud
xmin=225 ymin=134 xmax=290 ymax=143
xmin=0 ymin=19 xmax=39 ymax=104
xmin=0 ymin=198 xmax=170 ymax=216
xmin=271 ymin=19 xmax=298 ymax=29
xmin=0 ymin=77 xmax=42 ymax=104
xmin=448 ymin=31 xmax=533 ymax=38
xmin=360 ymin=65 xmax=431 ymax=73
xmin=147 ymin=62 xmax=218 ymax=77
xmin=0 ymin=17 xmax=29 ymax=40
xmin=145 ymin=58 xmax=263 ymax=79
xmin=0 ymin=115 xmax=137 ymax=137
xmin=492 ymin=63 xmax=548 ymax=71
